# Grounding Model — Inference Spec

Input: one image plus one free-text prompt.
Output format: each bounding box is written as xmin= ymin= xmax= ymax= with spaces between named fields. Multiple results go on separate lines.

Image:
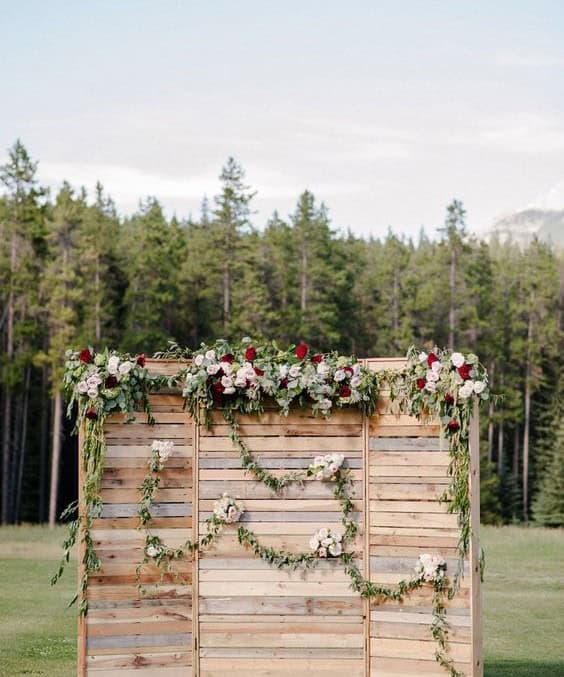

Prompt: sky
xmin=2 ymin=1 xmax=564 ymax=239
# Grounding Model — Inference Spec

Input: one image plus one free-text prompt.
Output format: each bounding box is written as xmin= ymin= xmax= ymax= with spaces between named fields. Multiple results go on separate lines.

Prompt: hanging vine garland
xmin=55 ymin=338 xmax=489 ymax=676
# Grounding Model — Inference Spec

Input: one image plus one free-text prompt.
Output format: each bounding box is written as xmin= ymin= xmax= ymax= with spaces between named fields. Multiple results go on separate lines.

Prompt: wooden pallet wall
xmin=77 ymin=358 xmax=481 ymax=677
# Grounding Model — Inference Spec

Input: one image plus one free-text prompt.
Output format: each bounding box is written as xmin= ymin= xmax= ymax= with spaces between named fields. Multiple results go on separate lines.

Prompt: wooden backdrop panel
xmin=78 ymin=357 xmax=482 ymax=677
xmin=197 ymin=407 xmax=365 ymax=677
xmin=84 ymin=396 xmax=195 ymax=677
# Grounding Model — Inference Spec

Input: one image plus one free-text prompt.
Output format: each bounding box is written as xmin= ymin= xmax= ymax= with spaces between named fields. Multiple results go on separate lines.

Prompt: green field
xmin=0 ymin=525 xmax=562 ymax=676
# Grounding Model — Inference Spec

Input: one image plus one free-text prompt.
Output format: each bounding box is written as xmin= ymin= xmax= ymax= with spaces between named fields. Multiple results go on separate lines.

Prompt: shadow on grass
xmin=486 ymin=658 xmax=564 ymax=677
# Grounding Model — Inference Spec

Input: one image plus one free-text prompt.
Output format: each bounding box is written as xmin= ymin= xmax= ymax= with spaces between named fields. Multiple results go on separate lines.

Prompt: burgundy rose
xmin=279 ymin=377 xmax=289 ymax=389
xmin=216 ymin=367 xmax=224 ymax=378
xmin=245 ymin=346 xmax=257 ymax=361
xmin=295 ymin=342 xmax=308 ymax=360
xmin=79 ymin=348 xmax=92 ymax=364
xmin=85 ymin=407 xmax=97 ymax=420
xmin=220 ymin=353 xmax=234 ymax=363
xmin=339 ymin=385 xmax=352 ymax=398
xmin=416 ymin=378 xmax=426 ymax=390
xmin=447 ymin=419 xmax=460 ymax=432
xmin=444 ymin=393 xmax=455 ymax=406
xmin=427 ymin=352 xmax=439 ymax=367
xmin=458 ymin=364 xmax=472 ymax=380
xmin=105 ymin=375 xmax=118 ymax=388
xmin=213 ymin=381 xmax=225 ymax=395
xmin=311 ymin=353 xmax=324 ymax=364
xmin=254 ymin=366 xmax=265 ymax=376
xmin=136 ymin=354 xmax=146 ymax=367
xmin=344 ymin=366 xmax=354 ymax=376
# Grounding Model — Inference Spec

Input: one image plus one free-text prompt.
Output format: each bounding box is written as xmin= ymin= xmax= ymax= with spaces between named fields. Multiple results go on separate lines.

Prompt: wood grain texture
xmin=78 ymin=356 xmax=480 ymax=676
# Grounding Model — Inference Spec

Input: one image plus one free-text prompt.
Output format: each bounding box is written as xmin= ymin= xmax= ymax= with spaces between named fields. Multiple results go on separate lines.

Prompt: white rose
xmin=146 ymin=545 xmax=160 ymax=558
xmin=425 ymin=381 xmax=437 ymax=393
xmin=87 ymin=374 xmax=102 ymax=387
xmin=279 ymin=364 xmax=289 ymax=378
xmin=313 ymin=455 xmax=324 ymax=467
xmin=351 ymin=375 xmax=361 ymax=387
xmin=329 ymin=463 xmax=339 ymax=474
xmin=426 ymin=369 xmax=439 ymax=383
xmin=205 ymin=349 xmax=216 ymax=361
xmin=107 ymin=355 xmax=120 ymax=375
xmin=234 ymin=375 xmax=247 ymax=388
xmin=77 ymin=381 xmax=88 ymax=394
xmin=221 ymin=362 xmax=233 ymax=375
xmin=309 ymin=537 xmax=320 ymax=550
xmin=317 ymin=362 xmax=329 ymax=376
xmin=207 ymin=363 xmax=221 ymax=375
xmin=221 ymin=375 xmax=233 ymax=388
xmin=118 ymin=360 xmax=132 ymax=375
xmin=418 ymin=351 xmax=428 ymax=363
xmin=320 ymin=398 xmax=332 ymax=410
xmin=334 ymin=369 xmax=346 ymax=382
xmin=431 ymin=361 xmax=443 ymax=374
xmin=87 ymin=387 xmax=98 ymax=399
xmin=223 ymin=386 xmax=235 ymax=395
xmin=451 ymin=352 xmax=465 ymax=368
xmin=289 ymin=364 xmax=300 ymax=378
xmin=333 ymin=531 xmax=342 ymax=542
xmin=318 ymin=528 xmax=328 ymax=540
xmin=459 ymin=381 xmax=474 ymax=399
xmin=328 ymin=542 xmax=342 ymax=557
xmin=194 ymin=354 xmax=204 ymax=366
xmin=321 ymin=537 xmax=333 ymax=547
xmin=473 ymin=381 xmax=486 ymax=394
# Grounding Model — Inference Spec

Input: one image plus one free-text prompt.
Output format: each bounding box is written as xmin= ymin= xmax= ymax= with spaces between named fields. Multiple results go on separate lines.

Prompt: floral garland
xmin=56 ymin=339 xmax=489 ymax=676
xmin=51 ymin=348 xmax=167 ymax=613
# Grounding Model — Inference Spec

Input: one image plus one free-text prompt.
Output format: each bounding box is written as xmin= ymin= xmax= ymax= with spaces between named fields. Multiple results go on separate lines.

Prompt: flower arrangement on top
xmin=179 ymin=337 xmax=380 ymax=424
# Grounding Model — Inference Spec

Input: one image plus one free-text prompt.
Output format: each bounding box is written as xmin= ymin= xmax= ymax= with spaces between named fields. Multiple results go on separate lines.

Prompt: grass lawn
xmin=0 ymin=524 xmax=562 ymax=676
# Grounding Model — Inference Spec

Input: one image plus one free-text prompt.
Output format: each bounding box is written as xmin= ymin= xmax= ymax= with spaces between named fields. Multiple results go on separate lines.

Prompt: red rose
xmin=447 ymin=419 xmax=460 ymax=432
xmin=311 ymin=353 xmax=324 ymax=364
xmin=458 ymin=364 xmax=472 ymax=380
xmin=295 ymin=342 xmax=308 ymax=360
xmin=444 ymin=393 xmax=455 ymax=406
xmin=220 ymin=353 xmax=234 ymax=363
xmin=136 ymin=354 xmax=146 ymax=367
xmin=79 ymin=348 xmax=92 ymax=364
xmin=85 ymin=407 xmax=97 ymax=420
xmin=105 ymin=375 xmax=118 ymax=388
xmin=254 ymin=366 xmax=265 ymax=376
xmin=279 ymin=377 xmax=288 ymax=389
xmin=416 ymin=378 xmax=426 ymax=390
xmin=427 ymin=352 xmax=439 ymax=367
xmin=344 ymin=366 xmax=354 ymax=376
xmin=339 ymin=385 xmax=352 ymax=398
xmin=245 ymin=346 xmax=257 ymax=361
xmin=213 ymin=381 xmax=225 ymax=395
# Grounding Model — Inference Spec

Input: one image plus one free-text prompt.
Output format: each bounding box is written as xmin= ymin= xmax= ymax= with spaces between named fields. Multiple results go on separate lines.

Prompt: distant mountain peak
xmin=488 ymin=208 xmax=564 ymax=247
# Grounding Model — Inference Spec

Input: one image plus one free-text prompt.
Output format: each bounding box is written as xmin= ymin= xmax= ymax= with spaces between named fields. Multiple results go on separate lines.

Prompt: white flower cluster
xmin=182 ymin=341 xmax=375 ymax=418
xmin=146 ymin=542 xmax=163 ymax=558
xmin=213 ymin=493 xmax=244 ymax=523
xmin=308 ymin=453 xmax=345 ymax=480
xmin=76 ymin=354 xmax=134 ymax=400
xmin=309 ymin=527 xmax=342 ymax=557
xmin=151 ymin=440 xmax=174 ymax=466
xmin=414 ymin=553 xmax=447 ymax=583
xmin=107 ymin=355 xmax=134 ymax=378
xmin=413 ymin=347 xmax=489 ymax=402
xmin=77 ymin=372 xmax=102 ymax=399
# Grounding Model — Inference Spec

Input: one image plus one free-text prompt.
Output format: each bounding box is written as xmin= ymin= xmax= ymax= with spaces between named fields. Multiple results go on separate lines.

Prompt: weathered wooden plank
xmin=199 ymin=658 xmax=364 ymax=676
xmin=87 ymin=651 xmax=191 ymax=669
xmin=371 ymin=451 xmax=449 ymax=465
xmin=199 ymin=436 xmax=363 ymax=452
xmin=198 ymin=480 xmax=362 ymax=500
xmin=198 ymin=597 xmax=363 ymax=616
xmin=199 ymin=458 xmax=363 ymax=470
xmin=369 ymin=437 xmax=444 ymax=451
xmin=105 ymin=445 xmax=192 ymax=458
xmin=100 ymin=503 xmax=191 ymax=518
xmin=87 ymin=633 xmax=191 ymax=650
xmin=201 ymin=424 xmax=363 ymax=437
xmin=370 ymin=637 xmax=472 ymax=661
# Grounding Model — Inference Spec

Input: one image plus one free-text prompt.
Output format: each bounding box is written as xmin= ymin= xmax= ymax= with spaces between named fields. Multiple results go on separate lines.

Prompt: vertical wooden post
xmin=192 ymin=415 xmax=200 ymax=677
xmin=77 ymin=424 xmax=86 ymax=677
xmin=469 ymin=398 xmax=483 ymax=677
xmin=363 ymin=360 xmax=371 ymax=677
